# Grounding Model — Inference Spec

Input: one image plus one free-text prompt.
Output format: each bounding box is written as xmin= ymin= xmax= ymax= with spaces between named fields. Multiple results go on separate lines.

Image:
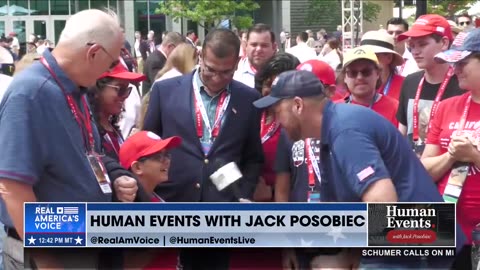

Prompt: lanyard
xmin=193 ymin=82 xmax=230 ymax=140
xmin=40 ymin=58 xmax=94 ymax=151
xmin=347 ymin=93 xmax=378 ymax=109
xmin=103 ymin=129 xmax=124 ymax=155
xmin=381 ymin=74 xmax=394 ymax=96
xmin=260 ymin=112 xmax=279 ymax=144
xmin=457 ymin=94 xmax=473 ymax=134
xmin=305 ymin=139 xmax=322 ymax=189
xmin=413 ymin=67 xmax=454 ymax=142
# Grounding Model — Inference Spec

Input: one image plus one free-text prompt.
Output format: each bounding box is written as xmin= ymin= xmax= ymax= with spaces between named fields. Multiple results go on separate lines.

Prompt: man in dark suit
xmin=143 ymin=28 xmax=264 ymax=270
xmin=142 ymin=32 xmax=185 ymax=95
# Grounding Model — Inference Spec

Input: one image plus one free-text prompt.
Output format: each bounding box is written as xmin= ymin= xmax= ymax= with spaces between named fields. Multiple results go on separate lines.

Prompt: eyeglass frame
xmin=137 ymin=151 xmax=172 ymax=163
xmin=200 ymin=52 xmax=237 ymax=79
xmin=86 ymin=42 xmax=120 ymax=70
xmin=105 ymin=84 xmax=133 ymax=97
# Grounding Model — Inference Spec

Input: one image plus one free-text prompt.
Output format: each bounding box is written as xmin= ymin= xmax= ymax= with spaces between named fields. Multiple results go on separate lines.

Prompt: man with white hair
xmin=0 ymin=9 xmax=139 ymax=269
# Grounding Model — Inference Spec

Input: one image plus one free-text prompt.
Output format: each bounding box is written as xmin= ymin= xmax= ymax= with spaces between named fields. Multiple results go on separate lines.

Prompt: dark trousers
xmin=179 ymin=249 xmax=230 ymax=270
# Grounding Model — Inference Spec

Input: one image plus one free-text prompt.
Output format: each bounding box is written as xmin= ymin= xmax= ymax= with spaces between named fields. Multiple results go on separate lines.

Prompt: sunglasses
xmin=138 ymin=151 xmax=172 ymax=163
xmin=86 ymin=42 xmax=120 ymax=70
xmin=459 ymin=21 xmax=471 ymax=26
xmin=346 ymin=68 xmax=374 ymax=78
xmin=105 ymin=84 xmax=132 ymax=97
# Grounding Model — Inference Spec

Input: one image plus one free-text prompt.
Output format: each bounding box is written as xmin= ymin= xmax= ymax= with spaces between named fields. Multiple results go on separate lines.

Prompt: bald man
xmin=0 ymin=9 xmax=139 ymax=269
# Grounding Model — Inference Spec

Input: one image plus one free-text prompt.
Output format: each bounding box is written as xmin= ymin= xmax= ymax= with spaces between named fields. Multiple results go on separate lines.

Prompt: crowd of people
xmin=0 ymin=7 xmax=479 ymax=270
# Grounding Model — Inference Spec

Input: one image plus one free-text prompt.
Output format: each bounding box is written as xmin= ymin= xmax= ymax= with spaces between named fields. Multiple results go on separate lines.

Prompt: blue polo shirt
xmin=0 ymin=50 xmax=110 ymax=227
xmin=318 ymin=101 xmax=466 ymax=267
xmin=319 ymin=101 xmax=443 ymax=202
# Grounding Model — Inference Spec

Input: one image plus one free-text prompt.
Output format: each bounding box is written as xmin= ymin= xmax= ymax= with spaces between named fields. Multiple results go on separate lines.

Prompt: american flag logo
xmin=62 ymin=207 xmax=79 ymax=215
xmin=452 ymin=32 xmax=468 ymax=48
xmin=357 ymin=166 xmax=375 ymax=182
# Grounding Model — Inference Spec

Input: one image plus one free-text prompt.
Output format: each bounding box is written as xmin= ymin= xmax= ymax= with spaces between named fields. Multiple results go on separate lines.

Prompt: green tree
xmin=427 ymin=0 xmax=476 ymax=17
xmin=157 ymin=0 xmax=260 ymax=29
xmin=306 ymin=0 xmax=381 ymax=27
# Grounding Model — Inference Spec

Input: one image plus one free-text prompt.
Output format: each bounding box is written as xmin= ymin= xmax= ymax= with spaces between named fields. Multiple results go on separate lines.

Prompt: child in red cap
xmin=119 ymin=131 xmax=182 ymax=269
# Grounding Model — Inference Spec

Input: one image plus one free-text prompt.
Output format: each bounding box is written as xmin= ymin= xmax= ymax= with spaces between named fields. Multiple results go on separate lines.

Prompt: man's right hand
xmin=282 ymin=248 xmax=299 ymax=270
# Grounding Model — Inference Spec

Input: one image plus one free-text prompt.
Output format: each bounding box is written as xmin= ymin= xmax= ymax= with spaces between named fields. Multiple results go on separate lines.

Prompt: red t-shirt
xmin=377 ymin=74 xmax=404 ymax=101
xmin=261 ymin=121 xmax=281 ymax=187
xmin=143 ymin=196 xmax=178 ymax=270
xmin=336 ymin=94 xmax=399 ymax=127
xmin=427 ymin=92 xmax=480 ymax=243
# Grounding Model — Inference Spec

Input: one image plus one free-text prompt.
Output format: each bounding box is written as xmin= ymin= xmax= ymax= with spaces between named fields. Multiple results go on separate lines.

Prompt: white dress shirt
xmin=286 ymin=43 xmax=317 ymax=63
xmin=233 ymin=57 xmax=256 ymax=88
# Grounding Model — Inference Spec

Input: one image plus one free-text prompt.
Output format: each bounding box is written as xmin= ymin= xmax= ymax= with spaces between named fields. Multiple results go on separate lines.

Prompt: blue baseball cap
xmin=253 ymin=70 xmax=326 ymax=109
xmin=435 ymin=28 xmax=479 ymax=63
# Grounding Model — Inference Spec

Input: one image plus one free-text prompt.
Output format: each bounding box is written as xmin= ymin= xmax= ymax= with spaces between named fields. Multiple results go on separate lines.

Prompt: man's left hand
xmin=114 ymin=176 xmax=138 ymax=202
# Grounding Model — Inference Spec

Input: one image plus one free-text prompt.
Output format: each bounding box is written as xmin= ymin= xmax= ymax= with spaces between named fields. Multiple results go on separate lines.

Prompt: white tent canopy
xmin=0 ymin=4 xmax=36 ymax=16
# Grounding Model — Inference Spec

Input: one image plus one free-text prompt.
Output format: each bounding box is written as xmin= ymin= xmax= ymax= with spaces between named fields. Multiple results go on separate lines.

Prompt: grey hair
xmin=58 ymin=9 xmax=121 ymax=50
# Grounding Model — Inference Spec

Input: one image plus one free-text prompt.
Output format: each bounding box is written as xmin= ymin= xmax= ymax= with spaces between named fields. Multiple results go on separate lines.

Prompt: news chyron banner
xmin=24 ymin=203 xmax=456 ymax=249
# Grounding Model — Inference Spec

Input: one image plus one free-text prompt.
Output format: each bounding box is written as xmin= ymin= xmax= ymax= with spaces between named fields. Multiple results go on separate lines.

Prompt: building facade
xmin=0 ymin=0 xmax=391 ymax=50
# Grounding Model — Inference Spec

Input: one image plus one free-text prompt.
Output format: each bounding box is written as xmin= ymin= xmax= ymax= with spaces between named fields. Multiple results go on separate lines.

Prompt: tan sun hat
xmin=360 ymin=30 xmax=404 ymax=66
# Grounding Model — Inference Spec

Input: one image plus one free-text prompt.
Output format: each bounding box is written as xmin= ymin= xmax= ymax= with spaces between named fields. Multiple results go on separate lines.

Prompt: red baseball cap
xmin=119 ymin=131 xmax=182 ymax=169
xmin=397 ymin=14 xmax=453 ymax=42
xmin=296 ymin=60 xmax=336 ymax=86
xmin=98 ymin=61 xmax=147 ymax=82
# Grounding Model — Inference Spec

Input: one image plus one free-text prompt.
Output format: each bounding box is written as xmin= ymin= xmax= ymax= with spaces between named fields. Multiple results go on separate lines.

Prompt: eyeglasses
xmin=86 ymin=42 xmax=120 ymax=70
xmin=105 ymin=84 xmax=132 ymax=97
xmin=459 ymin=21 xmax=471 ymax=26
xmin=346 ymin=68 xmax=374 ymax=78
xmin=138 ymin=151 xmax=172 ymax=163
xmin=201 ymin=62 xmax=236 ymax=79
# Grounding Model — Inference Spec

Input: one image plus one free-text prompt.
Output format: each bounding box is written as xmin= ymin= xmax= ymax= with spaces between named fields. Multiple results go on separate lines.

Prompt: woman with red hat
xmin=87 ymin=62 xmax=146 ymax=160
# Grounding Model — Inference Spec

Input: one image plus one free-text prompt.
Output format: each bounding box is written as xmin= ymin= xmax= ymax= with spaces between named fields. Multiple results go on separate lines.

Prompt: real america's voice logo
xmin=368 ymin=203 xmax=455 ymax=247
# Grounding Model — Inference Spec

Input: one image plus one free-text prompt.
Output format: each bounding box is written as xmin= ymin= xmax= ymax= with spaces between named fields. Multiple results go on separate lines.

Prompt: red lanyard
xmin=260 ymin=112 xmax=279 ymax=144
xmin=194 ymin=90 xmax=228 ymax=139
xmin=457 ymin=94 xmax=472 ymax=134
xmin=305 ymin=139 xmax=321 ymax=188
xmin=40 ymin=58 xmax=94 ymax=151
xmin=413 ymin=67 xmax=453 ymax=142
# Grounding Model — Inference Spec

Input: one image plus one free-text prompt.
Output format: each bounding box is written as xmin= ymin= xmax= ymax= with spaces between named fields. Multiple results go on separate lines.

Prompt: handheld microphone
xmin=209 ymin=158 xmax=244 ymax=201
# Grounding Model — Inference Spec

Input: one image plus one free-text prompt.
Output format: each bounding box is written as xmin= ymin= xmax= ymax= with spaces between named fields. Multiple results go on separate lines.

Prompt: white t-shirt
xmin=0 ymin=74 xmax=13 ymax=103
xmin=286 ymin=43 xmax=317 ymax=63
xmin=319 ymin=50 xmax=341 ymax=71
xmin=118 ymin=84 xmax=141 ymax=139
xmin=398 ymin=48 xmax=419 ymax=77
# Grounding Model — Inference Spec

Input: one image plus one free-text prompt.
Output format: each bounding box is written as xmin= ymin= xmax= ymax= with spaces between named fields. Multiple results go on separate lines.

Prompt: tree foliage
xmin=426 ymin=0 xmax=476 ymax=18
xmin=306 ymin=0 xmax=381 ymax=27
xmin=157 ymin=0 xmax=260 ymax=29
